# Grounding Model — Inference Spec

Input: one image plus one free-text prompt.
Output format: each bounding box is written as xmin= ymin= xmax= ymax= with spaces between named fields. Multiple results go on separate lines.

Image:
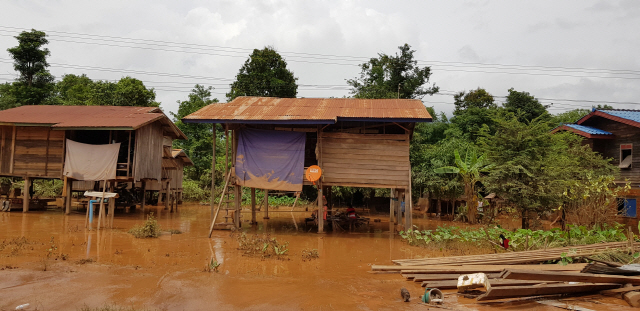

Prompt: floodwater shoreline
xmin=0 ymin=204 xmax=630 ymax=310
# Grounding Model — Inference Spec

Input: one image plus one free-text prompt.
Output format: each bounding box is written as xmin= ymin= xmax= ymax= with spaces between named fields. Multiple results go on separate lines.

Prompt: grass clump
xmin=128 ymin=213 xmax=160 ymax=238
xmin=235 ymin=232 xmax=289 ymax=259
xmin=301 ymin=248 xmax=319 ymax=261
xmin=166 ymin=229 xmax=182 ymax=234
xmin=204 ymin=258 xmax=221 ymax=272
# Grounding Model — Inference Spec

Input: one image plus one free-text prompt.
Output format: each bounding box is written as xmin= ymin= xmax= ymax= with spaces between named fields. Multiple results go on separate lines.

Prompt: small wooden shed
xmin=183 ymin=96 xmax=431 ymax=233
xmin=0 ymin=105 xmax=186 ymax=213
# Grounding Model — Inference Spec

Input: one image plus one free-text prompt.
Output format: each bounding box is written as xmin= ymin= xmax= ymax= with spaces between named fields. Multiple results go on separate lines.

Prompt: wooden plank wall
xmin=320 ymin=132 xmax=410 ymax=188
xmin=11 ymin=126 xmax=64 ymax=178
xmin=0 ymin=126 xmax=14 ymax=174
xmin=133 ymin=123 xmax=163 ymax=182
xmin=589 ymin=118 xmax=640 ymax=183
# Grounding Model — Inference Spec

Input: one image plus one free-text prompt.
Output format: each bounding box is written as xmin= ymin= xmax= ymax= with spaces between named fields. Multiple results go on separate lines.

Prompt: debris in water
xmin=400 ymin=288 xmax=410 ymax=302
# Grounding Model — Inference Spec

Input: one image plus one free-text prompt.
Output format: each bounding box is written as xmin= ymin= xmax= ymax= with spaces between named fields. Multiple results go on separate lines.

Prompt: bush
xmin=128 ymin=213 xmax=160 ymax=238
xmin=182 ymin=179 xmax=208 ymax=202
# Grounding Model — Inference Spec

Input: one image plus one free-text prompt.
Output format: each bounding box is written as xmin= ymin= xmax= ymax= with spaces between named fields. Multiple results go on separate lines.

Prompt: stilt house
xmin=183 ymin=96 xmax=432 ymax=232
xmin=553 ymin=108 xmax=640 ymax=220
xmin=0 ymin=105 xmax=186 ymax=213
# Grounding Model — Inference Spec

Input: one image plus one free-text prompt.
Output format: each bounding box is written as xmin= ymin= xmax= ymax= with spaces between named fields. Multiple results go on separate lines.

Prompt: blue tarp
xmin=235 ymin=128 xmax=306 ymax=191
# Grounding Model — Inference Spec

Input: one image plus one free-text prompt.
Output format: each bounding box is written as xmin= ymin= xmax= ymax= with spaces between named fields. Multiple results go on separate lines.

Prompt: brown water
xmin=0 ymin=204 xmax=632 ymax=310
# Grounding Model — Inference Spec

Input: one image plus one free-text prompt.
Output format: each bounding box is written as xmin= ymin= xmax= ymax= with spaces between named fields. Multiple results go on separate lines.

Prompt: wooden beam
xmin=502 ymin=269 xmax=640 ymax=284
xmin=141 ymin=180 xmax=146 ymax=210
xmin=65 ymin=178 xmax=72 ymax=215
xmin=477 ymin=283 xmax=620 ymax=301
xmin=372 ymin=263 xmax=588 ymax=272
xmin=409 ymin=273 xmax=501 ymax=282
xmin=422 ymin=279 xmax=557 ymax=289
xmin=10 ymin=126 xmax=15 ymax=174
xmin=601 ymin=285 xmax=640 ymax=296
xmin=263 ymin=189 xmax=269 ymax=219
xmin=389 ymin=188 xmax=395 ymax=224
xmin=251 ymin=188 xmax=256 ymax=224
xmin=234 ymin=185 xmax=241 ymax=228
xmin=210 ymin=124 xmax=216 ymax=224
xmin=22 ymin=176 xmax=30 ymax=212
xmin=405 ymin=176 xmax=412 ymax=230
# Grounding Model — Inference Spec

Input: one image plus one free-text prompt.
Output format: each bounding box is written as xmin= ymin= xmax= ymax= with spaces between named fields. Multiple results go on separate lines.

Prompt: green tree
xmin=226 ymin=47 xmax=297 ymax=101
xmin=172 ymin=85 xmax=219 ymax=181
xmin=451 ymin=88 xmax=498 ymax=141
xmin=7 ymin=29 xmax=51 ymax=87
xmin=347 ymin=44 xmax=438 ymax=99
xmin=434 ymin=149 xmax=493 ymax=222
xmin=479 ymin=116 xmax=566 ymax=228
xmin=55 ymin=74 xmax=94 ymax=106
xmin=503 ymin=88 xmax=549 ymax=123
xmin=1 ymin=29 xmax=55 ymax=107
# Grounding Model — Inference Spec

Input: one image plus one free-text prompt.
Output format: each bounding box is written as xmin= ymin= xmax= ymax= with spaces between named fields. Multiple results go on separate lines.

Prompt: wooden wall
xmin=587 ymin=118 xmax=640 ymax=183
xmin=0 ymin=126 xmax=14 ymax=174
xmin=320 ymin=132 xmax=410 ymax=189
xmin=6 ymin=126 xmax=65 ymax=178
xmin=133 ymin=123 xmax=163 ymax=182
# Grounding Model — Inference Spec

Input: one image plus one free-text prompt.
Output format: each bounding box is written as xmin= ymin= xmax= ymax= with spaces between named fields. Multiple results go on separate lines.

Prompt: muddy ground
xmin=0 ymin=204 xmax=635 ymax=310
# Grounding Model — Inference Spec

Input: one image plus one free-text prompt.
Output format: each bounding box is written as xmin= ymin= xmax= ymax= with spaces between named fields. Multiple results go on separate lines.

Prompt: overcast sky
xmin=0 ymin=0 xmax=639 ymax=117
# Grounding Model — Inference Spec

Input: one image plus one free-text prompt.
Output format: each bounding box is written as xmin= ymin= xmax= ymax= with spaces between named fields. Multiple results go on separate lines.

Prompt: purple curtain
xmin=235 ymin=128 xmax=306 ymax=191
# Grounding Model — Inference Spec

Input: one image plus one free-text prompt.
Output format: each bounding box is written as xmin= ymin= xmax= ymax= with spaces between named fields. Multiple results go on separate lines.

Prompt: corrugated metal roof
xmin=0 ymin=105 xmax=187 ymax=139
xmin=600 ymin=110 xmax=640 ymax=123
xmin=183 ymin=96 xmax=432 ymax=124
xmin=563 ymin=124 xmax=612 ymax=135
xmin=171 ymin=149 xmax=193 ymax=166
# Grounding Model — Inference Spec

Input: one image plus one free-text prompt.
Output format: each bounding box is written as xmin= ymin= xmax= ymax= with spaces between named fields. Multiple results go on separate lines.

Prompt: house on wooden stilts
xmin=183 ymin=96 xmax=432 ymax=233
xmin=553 ymin=108 xmax=640 ymax=225
xmin=0 ymin=105 xmax=186 ymax=213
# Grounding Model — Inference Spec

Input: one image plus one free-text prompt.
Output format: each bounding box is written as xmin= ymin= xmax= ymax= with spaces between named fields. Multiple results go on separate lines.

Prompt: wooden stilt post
xmin=141 ymin=180 xmax=146 ymax=210
xmin=389 ymin=188 xmax=395 ymax=224
xmin=317 ymin=182 xmax=324 ymax=234
xmin=109 ymin=180 xmax=115 ymax=228
xmin=65 ymin=178 xmax=72 ymax=215
xmin=210 ymin=123 xmax=216 ymax=225
xmin=234 ymin=185 xmax=241 ymax=228
xmin=251 ymin=188 xmax=256 ymax=224
xmin=263 ymin=189 xmax=269 ymax=219
xmin=96 ymin=179 xmax=107 ymax=231
xmin=164 ymin=180 xmax=170 ymax=210
xmin=22 ymin=176 xmax=30 ymax=212
xmin=405 ymin=177 xmax=413 ymax=230
xmin=394 ymin=190 xmax=399 ymax=225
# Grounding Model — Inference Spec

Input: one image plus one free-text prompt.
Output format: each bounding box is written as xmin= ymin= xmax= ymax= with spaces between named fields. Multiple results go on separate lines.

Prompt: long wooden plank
xmin=502 ymin=270 xmax=640 ymax=284
xmin=322 ymin=141 xmax=409 ymax=150
xmin=372 ymin=263 xmax=587 ymax=272
xmin=322 ymin=147 xmax=409 ymax=157
xmin=323 ymin=176 xmax=410 ymax=185
xmin=422 ymin=279 xmax=556 ymax=289
xmin=600 ymin=285 xmax=640 ymax=296
xmin=407 ymin=273 xmax=501 ymax=282
xmin=322 ymin=162 xmax=410 ymax=171
xmin=323 ymin=157 xmax=409 ymax=167
xmin=476 ymin=283 xmax=621 ymax=301
xmin=322 ymin=152 xmax=407 ymax=162
xmin=323 ymin=182 xmax=408 ymax=188
xmin=325 ymin=173 xmax=409 ymax=182
xmin=324 ymin=168 xmax=409 ymax=177
xmin=321 ymin=132 xmax=408 ymax=140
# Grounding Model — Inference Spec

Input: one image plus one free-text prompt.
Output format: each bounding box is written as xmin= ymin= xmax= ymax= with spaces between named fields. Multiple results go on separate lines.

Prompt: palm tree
xmin=435 ymin=149 xmax=493 ymax=222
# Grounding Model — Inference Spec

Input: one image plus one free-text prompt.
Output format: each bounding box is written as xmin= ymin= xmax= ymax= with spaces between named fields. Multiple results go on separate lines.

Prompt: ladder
xmin=208 ymin=170 xmax=242 ymax=237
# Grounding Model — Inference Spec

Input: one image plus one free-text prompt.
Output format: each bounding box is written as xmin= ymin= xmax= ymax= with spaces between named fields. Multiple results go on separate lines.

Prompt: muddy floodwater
xmin=0 ymin=204 xmax=634 ymax=310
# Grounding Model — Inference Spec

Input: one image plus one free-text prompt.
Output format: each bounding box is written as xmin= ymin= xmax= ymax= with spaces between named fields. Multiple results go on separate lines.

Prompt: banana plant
xmin=434 ymin=149 xmax=493 ymax=223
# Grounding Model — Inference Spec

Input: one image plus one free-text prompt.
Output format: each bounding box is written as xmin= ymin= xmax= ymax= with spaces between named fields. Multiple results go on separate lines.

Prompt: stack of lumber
xmin=393 ymin=241 xmax=639 ymax=266
xmin=374 ymin=241 xmax=640 ymax=306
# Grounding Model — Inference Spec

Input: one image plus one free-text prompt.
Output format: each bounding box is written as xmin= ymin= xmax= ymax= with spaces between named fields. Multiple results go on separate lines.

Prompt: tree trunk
xmin=521 ymin=210 xmax=529 ymax=229
xmin=466 ymin=184 xmax=477 ymax=223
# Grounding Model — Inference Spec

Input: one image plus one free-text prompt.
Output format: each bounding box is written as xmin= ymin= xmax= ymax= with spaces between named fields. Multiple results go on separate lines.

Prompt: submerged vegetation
xmin=128 ymin=213 xmax=160 ymax=238
xmin=235 ymin=232 xmax=289 ymax=259
xmin=400 ymin=224 xmax=629 ymax=252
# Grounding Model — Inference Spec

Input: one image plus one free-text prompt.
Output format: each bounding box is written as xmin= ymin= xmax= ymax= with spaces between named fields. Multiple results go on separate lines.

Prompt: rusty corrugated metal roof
xmin=0 ymin=105 xmax=187 ymax=139
xmin=183 ymin=97 xmax=432 ymax=124
xmin=172 ymin=149 xmax=193 ymax=166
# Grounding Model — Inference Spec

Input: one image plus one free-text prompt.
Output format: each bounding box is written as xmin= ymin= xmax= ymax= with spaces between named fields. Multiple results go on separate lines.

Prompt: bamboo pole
xmin=208 ymin=170 xmax=232 ymax=238
xmin=290 ymin=192 xmax=300 ymax=231
xmin=96 ymin=179 xmax=107 ymax=231
xmin=210 ymin=124 xmax=216 ymax=224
